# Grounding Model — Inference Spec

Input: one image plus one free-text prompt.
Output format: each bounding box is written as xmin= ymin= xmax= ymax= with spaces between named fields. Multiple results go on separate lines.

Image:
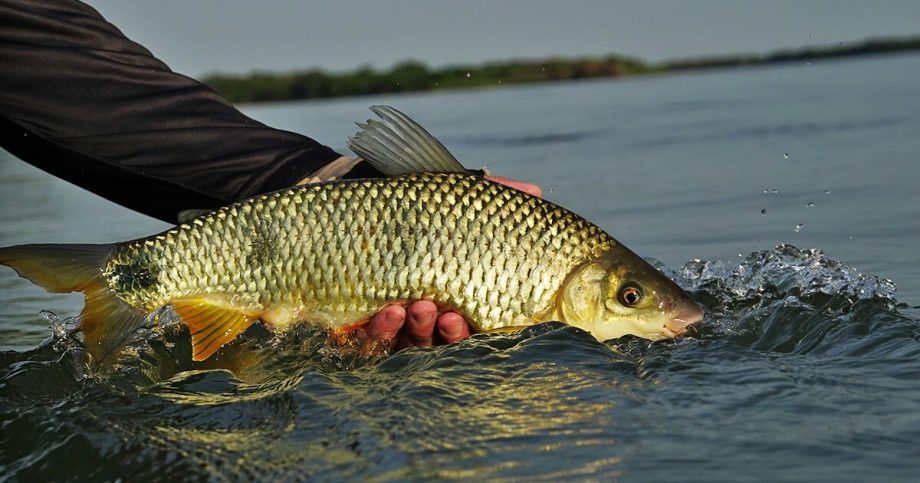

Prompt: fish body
xmin=0 ymin=106 xmax=703 ymax=362
xmin=110 ymin=172 xmax=611 ymax=330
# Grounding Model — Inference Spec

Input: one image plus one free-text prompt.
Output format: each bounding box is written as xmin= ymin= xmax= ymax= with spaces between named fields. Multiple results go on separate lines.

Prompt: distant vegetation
xmin=665 ymin=35 xmax=920 ymax=71
xmin=201 ymin=35 xmax=920 ymax=104
xmin=202 ymin=56 xmax=655 ymax=103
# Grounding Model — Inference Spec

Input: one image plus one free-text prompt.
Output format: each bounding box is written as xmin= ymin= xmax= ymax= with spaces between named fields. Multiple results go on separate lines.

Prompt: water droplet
xmin=760 ymin=209 xmax=767 ymax=215
xmin=783 ymin=153 xmax=789 ymax=159
xmin=763 ymin=188 xmax=769 ymax=194
xmin=466 ymin=72 xmax=471 ymax=78
xmin=795 ymin=223 xmax=804 ymax=232
xmin=806 ymin=61 xmax=812 ymax=66
xmin=806 ymin=202 xmax=814 ymax=208
xmin=497 ymin=80 xmax=502 ymax=84
xmin=771 ymin=188 xmax=778 ymax=194
xmin=541 ymin=66 xmax=546 ymax=71
xmin=824 ymin=189 xmax=831 ymax=195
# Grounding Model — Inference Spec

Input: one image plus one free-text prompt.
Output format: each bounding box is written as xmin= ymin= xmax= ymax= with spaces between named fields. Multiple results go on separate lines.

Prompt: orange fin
xmin=0 ymin=243 xmax=148 ymax=362
xmin=172 ymin=299 xmax=259 ymax=361
xmin=80 ymin=280 xmax=148 ymax=361
xmin=0 ymin=243 xmax=111 ymax=293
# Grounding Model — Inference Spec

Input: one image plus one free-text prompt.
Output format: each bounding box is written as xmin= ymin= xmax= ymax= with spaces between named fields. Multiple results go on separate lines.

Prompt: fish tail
xmin=0 ymin=243 xmax=146 ymax=362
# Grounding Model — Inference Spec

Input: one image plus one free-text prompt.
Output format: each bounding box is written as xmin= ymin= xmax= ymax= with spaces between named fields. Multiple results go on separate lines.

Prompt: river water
xmin=1 ymin=53 xmax=919 ymax=481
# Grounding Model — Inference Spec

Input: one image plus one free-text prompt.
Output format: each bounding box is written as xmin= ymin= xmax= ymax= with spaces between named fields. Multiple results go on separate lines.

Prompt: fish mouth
xmin=661 ymin=305 xmax=705 ymax=338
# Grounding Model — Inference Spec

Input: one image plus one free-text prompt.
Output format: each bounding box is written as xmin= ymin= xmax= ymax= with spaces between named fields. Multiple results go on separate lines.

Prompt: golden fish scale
xmin=105 ymin=173 xmax=615 ymax=330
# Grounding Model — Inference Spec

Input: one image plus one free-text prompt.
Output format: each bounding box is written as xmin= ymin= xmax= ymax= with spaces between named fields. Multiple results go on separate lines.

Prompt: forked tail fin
xmin=0 ymin=244 xmax=147 ymax=362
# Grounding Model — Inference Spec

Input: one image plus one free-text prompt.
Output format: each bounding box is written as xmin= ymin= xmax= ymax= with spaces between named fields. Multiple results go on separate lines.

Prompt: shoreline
xmin=202 ymin=35 xmax=920 ymax=104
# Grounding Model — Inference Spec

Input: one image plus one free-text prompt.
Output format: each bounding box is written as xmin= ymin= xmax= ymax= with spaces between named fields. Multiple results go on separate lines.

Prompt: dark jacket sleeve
xmin=0 ymin=0 xmax=369 ymax=223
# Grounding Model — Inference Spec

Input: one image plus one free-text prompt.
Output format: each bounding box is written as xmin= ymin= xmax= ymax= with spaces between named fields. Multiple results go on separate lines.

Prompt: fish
xmin=0 ymin=105 xmax=704 ymax=362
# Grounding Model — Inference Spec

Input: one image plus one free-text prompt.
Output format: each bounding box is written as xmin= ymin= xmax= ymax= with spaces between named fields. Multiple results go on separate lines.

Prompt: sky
xmin=83 ymin=0 xmax=920 ymax=78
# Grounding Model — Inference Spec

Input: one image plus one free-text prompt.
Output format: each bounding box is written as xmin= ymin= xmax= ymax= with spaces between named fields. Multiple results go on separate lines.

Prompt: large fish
xmin=0 ymin=106 xmax=703 ymax=362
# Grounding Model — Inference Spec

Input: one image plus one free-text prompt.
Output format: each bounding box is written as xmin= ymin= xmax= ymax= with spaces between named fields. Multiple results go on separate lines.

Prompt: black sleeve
xmin=0 ymin=0 xmax=376 ymax=223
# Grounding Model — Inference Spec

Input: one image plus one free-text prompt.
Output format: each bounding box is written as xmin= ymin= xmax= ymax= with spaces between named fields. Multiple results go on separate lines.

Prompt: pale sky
xmin=84 ymin=0 xmax=920 ymax=78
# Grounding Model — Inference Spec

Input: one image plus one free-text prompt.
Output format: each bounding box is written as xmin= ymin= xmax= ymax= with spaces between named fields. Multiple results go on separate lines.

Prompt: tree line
xmin=201 ymin=36 xmax=920 ymax=104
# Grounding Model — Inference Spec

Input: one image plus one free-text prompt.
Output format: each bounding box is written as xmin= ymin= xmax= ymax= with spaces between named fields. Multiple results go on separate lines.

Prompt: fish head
xmin=558 ymin=245 xmax=704 ymax=342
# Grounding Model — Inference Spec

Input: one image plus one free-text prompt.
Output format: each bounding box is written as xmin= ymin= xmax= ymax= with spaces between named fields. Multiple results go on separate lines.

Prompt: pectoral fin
xmin=172 ymin=298 xmax=259 ymax=361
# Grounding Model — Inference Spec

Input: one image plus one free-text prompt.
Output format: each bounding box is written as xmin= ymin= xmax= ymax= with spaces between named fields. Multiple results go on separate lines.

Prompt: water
xmin=2 ymin=53 xmax=919 ymax=481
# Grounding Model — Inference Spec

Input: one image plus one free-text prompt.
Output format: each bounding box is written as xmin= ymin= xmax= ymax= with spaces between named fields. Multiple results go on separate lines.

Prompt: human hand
xmin=485 ymin=175 xmax=543 ymax=197
xmin=299 ymin=157 xmax=544 ymax=198
xmin=358 ymin=301 xmax=471 ymax=349
xmin=303 ymin=159 xmax=542 ymax=350
xmin=361 ymin=175 xmax=542 ymax=350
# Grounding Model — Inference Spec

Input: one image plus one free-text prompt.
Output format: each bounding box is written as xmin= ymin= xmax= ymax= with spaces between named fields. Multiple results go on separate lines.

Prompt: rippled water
xmin=2 ymin=53 xmax=920 ymax=481
xmin=2 ymin=246 xmax=917 ymax=480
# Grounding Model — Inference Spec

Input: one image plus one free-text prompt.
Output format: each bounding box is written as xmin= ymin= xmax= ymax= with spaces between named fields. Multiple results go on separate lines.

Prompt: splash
xmin=674 ymin=243 xmax=896 ymax=311
xmin=653 ymin=244 xmax=910 ymax=359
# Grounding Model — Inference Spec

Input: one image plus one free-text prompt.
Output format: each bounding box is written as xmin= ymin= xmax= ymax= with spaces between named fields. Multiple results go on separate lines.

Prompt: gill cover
xmin=559 ymin=260 xmax=607 ymax=326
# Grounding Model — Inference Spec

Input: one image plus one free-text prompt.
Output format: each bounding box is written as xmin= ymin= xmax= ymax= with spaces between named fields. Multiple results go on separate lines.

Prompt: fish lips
xmin=662 ymin=305 xmax=705 ymax=338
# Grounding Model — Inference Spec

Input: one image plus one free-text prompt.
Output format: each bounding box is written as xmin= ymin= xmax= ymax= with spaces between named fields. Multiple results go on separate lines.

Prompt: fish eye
xmin=619 ymin=285 xmax=643 ymax=307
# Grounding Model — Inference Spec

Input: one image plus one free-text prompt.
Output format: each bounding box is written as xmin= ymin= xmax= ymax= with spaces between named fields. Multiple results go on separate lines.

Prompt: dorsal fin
xmin=347 ymin=105 xmax=467 ymax=176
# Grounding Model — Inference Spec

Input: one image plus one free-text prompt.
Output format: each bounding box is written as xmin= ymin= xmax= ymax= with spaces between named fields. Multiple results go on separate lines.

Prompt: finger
xmin=437 ymin=312 xmax=472 ymax=344
xmin=297 ymin=156 xmax=360 ymax=184
xmin=398 ymin=300 xmax=438 ymax=348
xmin=366 ymin=305 xmax=406 ymax=341
xmin=486 ymin=175 xmax=543 ymax=198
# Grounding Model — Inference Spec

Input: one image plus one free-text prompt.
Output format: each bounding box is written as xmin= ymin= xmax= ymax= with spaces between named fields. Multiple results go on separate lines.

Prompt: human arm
xmin=0 ymin=0 xmax=365 ymax=223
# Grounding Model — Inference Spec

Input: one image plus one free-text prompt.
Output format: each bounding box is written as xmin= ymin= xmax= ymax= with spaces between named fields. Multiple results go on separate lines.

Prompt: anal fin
xmin=172 ymin=298 xmax=259 ymax=361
